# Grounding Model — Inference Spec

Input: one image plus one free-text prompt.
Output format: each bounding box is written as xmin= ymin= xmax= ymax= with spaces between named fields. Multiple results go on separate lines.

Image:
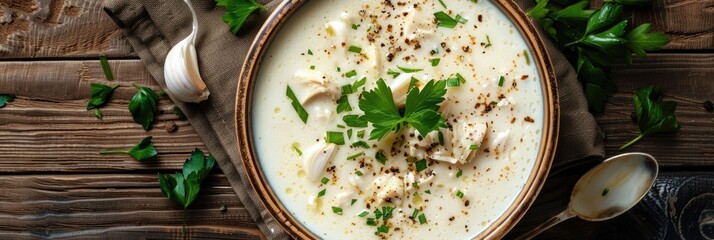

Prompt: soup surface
xmin=252 ymin=0 xmax=544 ymax=238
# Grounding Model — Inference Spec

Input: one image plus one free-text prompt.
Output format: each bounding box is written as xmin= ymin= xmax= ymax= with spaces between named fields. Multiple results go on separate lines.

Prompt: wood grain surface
xmin=1 ymin=0 xmax=713 ymax=239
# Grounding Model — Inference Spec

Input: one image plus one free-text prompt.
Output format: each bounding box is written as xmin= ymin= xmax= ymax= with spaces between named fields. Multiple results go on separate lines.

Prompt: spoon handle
xmin=515 ymin=209 xmax=576 ymax=240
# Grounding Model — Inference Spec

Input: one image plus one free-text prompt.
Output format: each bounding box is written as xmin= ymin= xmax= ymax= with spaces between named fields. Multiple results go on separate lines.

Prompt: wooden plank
xmin=0 ymin=0 xmax=710 ymax=60
xmin=0 ymin=0 xmax=136 ymax=58
xmin=598 ymin=54 xmax=714 ymax=166
xmin=0 ymin=173 xmax=265 ymax=239
xmin=508 ymin=171 xmax=714 ymax=239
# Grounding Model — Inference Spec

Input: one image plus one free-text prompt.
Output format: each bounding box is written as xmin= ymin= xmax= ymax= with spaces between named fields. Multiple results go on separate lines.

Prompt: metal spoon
xmin=517 ymin=152 xmax=659 ymax=239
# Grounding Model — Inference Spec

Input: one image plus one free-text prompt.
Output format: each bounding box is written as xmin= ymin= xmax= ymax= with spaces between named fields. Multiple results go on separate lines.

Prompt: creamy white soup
xmin=252 ymin=0 xmax=544 ymax=238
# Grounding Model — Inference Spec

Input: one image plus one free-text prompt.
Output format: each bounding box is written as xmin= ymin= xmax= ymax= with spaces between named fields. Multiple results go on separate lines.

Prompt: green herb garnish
xmin=326 ymin=131 xmax=345 ymax=145
xmin=456 ymin=190 xmax=464 ymax=198
xmin=0 ymin=94 xmax=14 ymax=108
xmin=343 ymin=115 xmax=368 ymax=128
xmin=359 ymin=211 xmax=369 ymax=217
xmin=430 ymin=58 xmax=441 ymax=66
xmin=357 ymin=130 xmax=365 ymax=138
xmin=602 ymin=188 xmax=609 ymax=196
xmin=352 ymin=24 xmax=360 ymax=30
xmin=418 ymin=214 xmax=427 ymax=224
xmin=498 ymin=76 xmax=505 ymax=87
xmin=620 ymin=86 xmax=680 ymax=149
xmin=375 ymin=151 xmax=387 ymax=165
xmin=129 ymin=84 xmax=159 ymax=130
xmin=321 ymin=177 xmax=329 ymax=184
xmin=216 ymin=0 xmax=267 ymax=33
xmin=99 ymin=54 xmax=113 ymax=80
xmin=351 ymin=199 xmax=357 ymax=205
xmin=415 ymin=159 xmax=427 ymax=172
xmin=332 ymin=207 xmax=343 ymax=215
xmin=398 ymin=66 xmax=424 ymax=73
xmin=484 ymin=35 xmax=492 ymax=48
xmin=351 ymin=141 xmax=370 ymax=148
xmin=318 ymin=188 xmax=326 ymax=197
xmin=358 ymin=79 xmax=447 ymax=140
xmin=469 ymin=144 xmax=479 ymax=150
xmin=87 ymin=83 xmax=119 ymax=110
xmin=456 ymin=170 xmax=463 ymax=177
xmin=100 ymin=136 xmax=158 ymax=160
xmin=336 ymin=95 xmax=353 ymax=113
xmin=345 ymin=70 xmax=357 ymax=78
xmin=347 ymin=152 xmax=364 ymax=160
xmin=348 ymin=45 xmax=362 ymax=54
xmin=158 ymin=148 xmax=215 ymax=239
xmin=411 ymin=209 xmax=420 ymax=219
xmin=286 ymin=85 xmax=309 ymax=123
xmin=307 ymin=49 xmax=313 ymax=55
xmin=94 ymin=109 xmax=103 ymax=119
xmin=434 ymin=11 xmax=458 ymax=28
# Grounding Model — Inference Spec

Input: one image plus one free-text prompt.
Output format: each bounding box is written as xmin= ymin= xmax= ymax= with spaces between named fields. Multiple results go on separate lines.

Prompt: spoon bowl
xmin=518 ymin=152 xmax=658 ymax=239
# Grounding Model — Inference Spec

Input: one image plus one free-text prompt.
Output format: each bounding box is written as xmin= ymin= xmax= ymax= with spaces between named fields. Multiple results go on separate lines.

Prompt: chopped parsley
xmin=434 ymin=11 xmax=458 ymax=28
xmin=307 ymin=49 xmax=313 ymax=55
xmin=351 ymin=199 xmax=357 ymax=205
xmin=351 ymin=141 xmax=370 ymax=148
xmin=430 ymin=58 xmax=441 ymax=66
xmin=359 ymin=211 xmax=369 ymax=217
xmin=456 ymin=190 xmax=464 ymax=198
xmin=469 ymin=144 xmax=479 ymax=150
xmin=456 ymin=170 xmax=463 ymax=178
xmin=332 ymin=206 xmax=343 ymax=215
xmin=343 ymin=115 xmax=368 ymax=128
xmin=318 ymin=188 xmax=326 ymax=198
xmin=286 ymin=85 xmax=309 ymax=123
xmin=375 ymin=151 xmax=388 ymax=165
xmin=336 ymin=95 xmax=352 ymax=113
xmin=377 ymin=224 xmax=389 ymax=234
xmin=348 ymin=45 xmax=362 ymax=54
xmin=326 ymin=131 xmax=345 ymax=145
xmin=357 ymin=130 xmax=366 ymax=138
xmin=415 ymin=159 xmax=428 ymax=172
xmin=345 ymin=69 xmax=357 ymax=78
xmin=351 ymin=24 xmax=360 ymax=30
xmin=347 ymin=152 xmax=364 ymax=160
xmin=321 ymin=177 xmax=329 ymax=184
xmin=438 ymin=0 xmax=447 ymax=8
xmin=356 ymin=170 xmax=363 ymax=176
xmin=310 ymin=65 xmax=315 ymax=70
xmin=498 ymin=76 xmax=505 ymax=87
xmin=418 ymin=214 xmax=427 ymax=224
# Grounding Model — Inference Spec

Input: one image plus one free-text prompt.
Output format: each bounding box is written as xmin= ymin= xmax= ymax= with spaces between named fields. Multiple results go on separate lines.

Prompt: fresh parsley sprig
xmin=528 ymin=1 xmax=670 ymax=112
xmin=358 ymin=79 xmax=447 ymax=140
xmin=87 ymin=83 xmax=119 ymax=119
xmin=100 ymin=136 xmax=158 ymax=160
xmin=620 ymin=86 xmax=680 ymax=149
xmin=158 ymin=148 xmax=216 ymax=239
xmin=216 ymin=0 xmax=267 ymax=33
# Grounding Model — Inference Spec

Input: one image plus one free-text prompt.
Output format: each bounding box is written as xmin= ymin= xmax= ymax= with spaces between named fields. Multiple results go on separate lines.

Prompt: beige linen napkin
xmin=103 ymin=0 xmax=604 ymax=238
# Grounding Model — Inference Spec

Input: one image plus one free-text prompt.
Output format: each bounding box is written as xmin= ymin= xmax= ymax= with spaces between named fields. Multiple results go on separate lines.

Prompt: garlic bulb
xmin=163 ymin=0 xmax=210 ymax=103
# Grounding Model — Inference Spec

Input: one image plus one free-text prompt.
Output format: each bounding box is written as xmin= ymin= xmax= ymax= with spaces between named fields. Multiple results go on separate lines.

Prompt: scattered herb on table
xmin=128 ymin=84 xmax=159 ymax=130
xmin=100 ymin=136 xmax=158 ymax=160
xmin=87 ymin=83 xmax=119 ymax=113
xmin=358 ymin=79 xmax=447 ymax=140
xmin=94 ymin=109 xmax=103 ymax=119
xmin=528 ymin=1 xmax=670 ymax=112
xmin=216 ymin=0 xmax=267 ymax=34
xmin=158 ymin=148 xmax=216 ymax=239
xmin=620 ymin=86 xmax=680 ymax=149
xmin=172 ymin=106 xmax=187 ymax=120
xmin=0 ymin=94 xmax=15 ymax=108
xmin=99 ymin=54 xmax=113 ymax=80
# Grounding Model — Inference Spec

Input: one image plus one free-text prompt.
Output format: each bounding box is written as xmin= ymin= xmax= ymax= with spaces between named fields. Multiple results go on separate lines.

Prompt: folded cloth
xmin=103 ymin=0 xmax=604 ymax=238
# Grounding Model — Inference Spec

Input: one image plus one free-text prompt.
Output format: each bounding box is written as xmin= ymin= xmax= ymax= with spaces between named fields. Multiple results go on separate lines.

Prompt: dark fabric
xmin=102 ymin=0 xmax=604 ymax=238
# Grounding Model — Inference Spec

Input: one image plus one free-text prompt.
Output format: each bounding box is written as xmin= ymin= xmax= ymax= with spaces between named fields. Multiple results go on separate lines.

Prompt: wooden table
xmin=0 ymin=0 xmax=712 ymax=239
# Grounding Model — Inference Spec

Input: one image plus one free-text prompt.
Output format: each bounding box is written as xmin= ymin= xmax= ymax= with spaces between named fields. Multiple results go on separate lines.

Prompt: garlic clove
xmin=163 ymin=0 xmax=210 ymax=103
xmin=302 ymin=142 xmax=337 ymax=182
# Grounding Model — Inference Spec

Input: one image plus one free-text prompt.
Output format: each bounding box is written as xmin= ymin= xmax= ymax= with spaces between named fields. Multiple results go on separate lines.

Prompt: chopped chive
xmin=366 ymin=218 xmax=377 ymax=226
xmin=430 ymin=58 xmax=441 ymax=66
xmin=415 ymin=159 xmax=427 ymax=172
xmin=351 ymin=199 xmax=357 ymax=205
xmin=412 ymin=182 xmax=419 ymax=189
xmin=336 ymin=124 xmax=345 ymax=129
xmin=99 ymin=54 xmax=114 ymax=80
xmin=318 ymin=188 xmax=326 ymax=197
xmin=434 ymin=11 xmax=458 ymax=28
xmin=341 ymin=84 xmax=354 ymax=94
xmin=375 ymin=151 xmax=387 ymax=165
xmin=351 ymin=141 xmax=370 ymax=148
xmin=456 ymin=190 xmax=464 ymax=198
xmin=356 ymin=170 xmax=363 ymax=176
xmin=286 ymin=86 xmax=309 ymax=123
xmin=347 ymin=129 xmax=353 ymax=139
xmin=307 ymin=49 xmax=313 ymax=55
xmin=397 ymin=66 xmax=423 ymax=73
xmin=359 ymin=211 xmax=369 ymax=217
xmin=321 ymin=177 xmax=329 ymax=184
xmin=411 ymin=209 xmax=420 ymax=219
xmin=424 ymin=190 xmax=431 ymax=194
xmin=456 ymin=73 xmax=466 ymax=83
xmin=336 ymin=95 xmax=352 ymax=113
xmin=310 ymin=65 xmax=315 ymax=70
xmin=523 ymin=49 xmax=530 ymax=65
xmin=602 ymin=188 xmax=609 ymax=196
xmin=94 ymin=109 xmax=103 ymax=119
xmin=484 ymin=35 xmax=492 ymax=48
xmin=418 ymin=214 xmax=427 ymax=224
xmin=351 ymin=24 xmax=360 ymax=30
xmin=438 ymin=0 xmax=447 ymax=8
xmin=446 ymin=77 xmax=461 ymax=87
xmin=337 ymin=67 xmax=341 ymax=72
xmin=348 ymin=45 xmax=362 ymax=53
xmin=498 ymin=76 xmax=505 ymax=87
xmin=455 ymin=14 xmax=468 ymax=24
xmin=469 ymin=144 xmax=479 ymax=150
xmin=326 ymin=131 xmax=345 ymax=145
xmin=345 ymin=69 xmax=357 ymax=78
xmin=456 ymin=170 xmax=463 ymax=178
xmin=292 ymin=144 xmax=303 ymax=156
xmin=357 ymin=130 xmax=366 ymax=138
xmin=332 ymin=206 xmax=343 ymax=215
xmin=347 ymin=152 xmax=364 ymax=160
xmin=413 ymin=192 xmax=419 ymax=197
xmin=387 ymin=69 xmax=401 ymax=78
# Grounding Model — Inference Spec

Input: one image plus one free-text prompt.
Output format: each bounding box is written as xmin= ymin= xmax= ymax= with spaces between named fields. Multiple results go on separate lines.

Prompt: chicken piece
xmin=302 ymin=142 xmax=337 ymax=182
xmin=403 ymin=117 xmax=488 ymax=164
xmin=449 ymin=121 xmax=488 ymax=164
xmin=402 ymin=7 xmax=436 ymax=41
xmin=292 ymin=70 xmax=340 ymax=105
xmin=371 ymin=174 xmax=405 ymax=206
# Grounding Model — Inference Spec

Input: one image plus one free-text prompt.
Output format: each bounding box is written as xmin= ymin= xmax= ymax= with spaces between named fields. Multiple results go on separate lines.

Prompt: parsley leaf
xmin=87 ymin=83 xmax=119 ymax=110
xmin=620 ymin=86 xmax=680 ymax=149
xmin=216 ymin=0 xmax=267 ymax=33
xmin=343 ymin=114 xmax=368 ymax=128
xmin=624 ymin=23 xmax=670 ymax=57
xmin=129 ymin=84 xmax=159 ymax=130
xmin=100 ymin=136 xmax=158 ymax=161
xmin=0 ymin=94 xmax=15 ymax=108
xmin=158 ymin=148 xmax=215 ymax=238
xmin=359 ymin=79 xmax=447 ymax=140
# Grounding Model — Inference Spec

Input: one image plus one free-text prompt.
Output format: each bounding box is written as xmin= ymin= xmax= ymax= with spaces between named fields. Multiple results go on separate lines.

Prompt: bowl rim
xmin=235 ymin=0 xmax=559 ymax=238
